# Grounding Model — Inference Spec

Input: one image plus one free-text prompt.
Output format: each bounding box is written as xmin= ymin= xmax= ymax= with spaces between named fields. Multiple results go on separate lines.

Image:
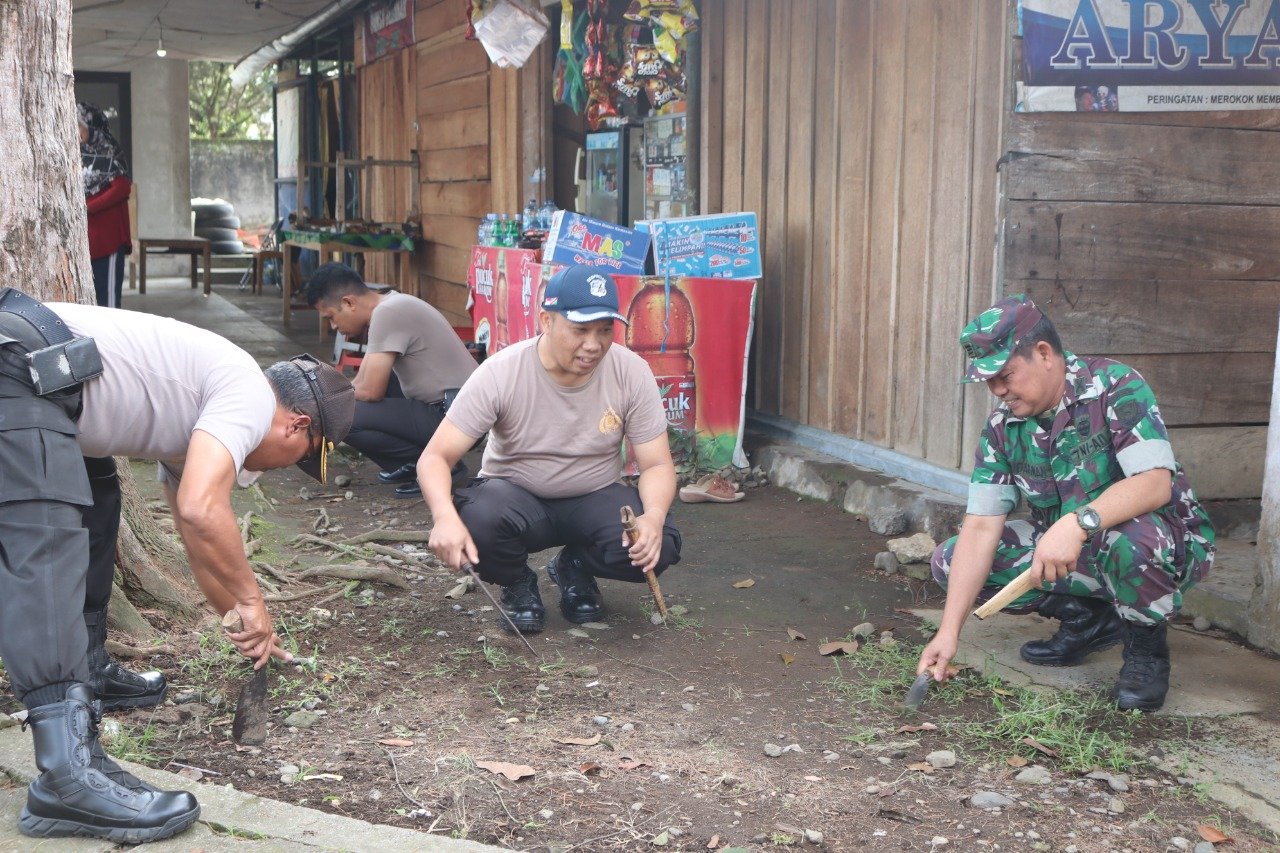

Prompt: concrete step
xmin=1181 ymin=538 xmax=1256 ymax=637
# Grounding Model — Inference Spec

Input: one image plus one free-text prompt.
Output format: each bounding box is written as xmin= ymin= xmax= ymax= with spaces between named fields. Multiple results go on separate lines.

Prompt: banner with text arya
xmin=1018 ymin=0 xmax=1280 ymax=111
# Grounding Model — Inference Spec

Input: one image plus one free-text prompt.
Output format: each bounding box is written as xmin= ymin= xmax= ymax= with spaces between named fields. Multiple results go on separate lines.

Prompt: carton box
xmin=542 ymin=211 xmax=651 ymax=274
xmin=636 ymin=212 xmax=762 ymax=280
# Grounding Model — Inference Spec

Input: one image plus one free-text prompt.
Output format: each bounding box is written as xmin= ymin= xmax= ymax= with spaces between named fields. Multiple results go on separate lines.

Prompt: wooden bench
xmin=137 ymin=237 xmax=212 ymax=295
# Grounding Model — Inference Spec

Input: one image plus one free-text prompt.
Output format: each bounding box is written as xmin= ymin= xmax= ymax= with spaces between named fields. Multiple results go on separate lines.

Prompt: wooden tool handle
xmin=972 ymin=568 xmax=1040 ymax=620
xmin=622 ymin=506 xmax=669 ymax=617
xmin=222 ymin=610 xmax=245 ymax=633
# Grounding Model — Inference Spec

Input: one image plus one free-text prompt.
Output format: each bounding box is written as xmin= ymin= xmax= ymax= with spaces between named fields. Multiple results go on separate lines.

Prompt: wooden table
xmin=280 ymin=231 xmax=415 ymax=332
xmin=138 ymin=237 xmax=212 ymax=295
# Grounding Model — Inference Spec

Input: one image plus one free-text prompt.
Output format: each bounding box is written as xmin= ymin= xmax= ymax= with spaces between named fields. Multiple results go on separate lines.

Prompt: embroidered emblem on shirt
xmin=598 ymin=406 xmax=622 ymax=434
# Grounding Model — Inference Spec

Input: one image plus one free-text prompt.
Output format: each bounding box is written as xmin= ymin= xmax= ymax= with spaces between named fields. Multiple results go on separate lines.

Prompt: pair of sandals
xmin=678 ymin=473 xmax=745 ymax=504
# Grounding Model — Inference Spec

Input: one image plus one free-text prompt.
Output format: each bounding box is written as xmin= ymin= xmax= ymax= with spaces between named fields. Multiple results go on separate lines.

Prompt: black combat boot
xmin=498 ymin=567 xmax=545 ymax=634
xmin=1019 ymin=594 xmax=1124 ymax=667
xmin=20 ymin=684 xmax=199 ymax=843
xmin=377 ymin=463 xmax=416 ymax=484
xmin=546 ymin=548 xmax=604 ymax=624
xmin=85 ymin=608 xmax=167 ymax=711
xmin=1112 ymin=620 xmax=1171 ymax=712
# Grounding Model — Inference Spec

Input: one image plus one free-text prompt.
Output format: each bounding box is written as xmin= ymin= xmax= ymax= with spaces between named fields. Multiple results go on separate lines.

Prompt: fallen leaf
xmin=706 ymin=834 xmax=720 ymax=849
xmin=618 ymin=757 xmax=651 ymax=770
xmin=732 ymin=578 xmax=755 ymax=589
xmin=444 ymin=576 xmax=473 ymax=600
xmin=779 ymin=652 xmax=795 ymax=665
xmin=1006 ymin=755 xmax=1030 ymax=767
xmin=301 ymin=772 xmax=343 ymax=781
xmin=475 ymin=760 xmax=536 ymax=781
xmin=652 ymin=830 xmax=670 ymax=846
xmin=378 ymin=738 xmax=414 ymax=747
xmin=905 ymin=762 xmax=935 ymax=774
xmin=944 ymin=663 xmax=970 ymax=678
xmin=1022 ymin=736 xmax=1060 ymax=758
xmin=786 ymin=627 xmax=807 ymax=641
xmin=1196 ymin=824 xmax=1233 ymax=844
xmin=876 ymin=807 xmax=922 ymax=824
xmin=893 ymin=607 xmax=916 ymax=615
xmin=803 ymin=775 xmax=822 ymax=781
xmin=895 ymin=723 xmax=938 ymax=734
xmin=176 ymin=767 xmax=203 ymax=781
xmin=555 ymin=733 xmax=602 ymax=746
xmin=992 ymin=687 xmax=1015 ymax=696
xmin=578 ymin=761 xmax=602 ymax=775
xmin=818 ymin=640 xmax=860 ymax=656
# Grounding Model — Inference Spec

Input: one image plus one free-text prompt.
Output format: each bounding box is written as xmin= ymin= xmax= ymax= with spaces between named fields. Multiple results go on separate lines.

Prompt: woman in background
xmin=78 ymin=103 xmax=131 ymax=308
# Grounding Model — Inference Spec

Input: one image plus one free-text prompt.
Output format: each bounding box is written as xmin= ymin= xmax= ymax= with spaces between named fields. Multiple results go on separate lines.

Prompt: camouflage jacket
xmin=967 ymin=353 xmax=1215 ymax=577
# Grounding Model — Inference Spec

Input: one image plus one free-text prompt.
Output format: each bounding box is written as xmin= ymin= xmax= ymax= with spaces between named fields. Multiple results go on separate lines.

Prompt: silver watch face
xmin=1078 ymin=507 xmax=1101 ymax=530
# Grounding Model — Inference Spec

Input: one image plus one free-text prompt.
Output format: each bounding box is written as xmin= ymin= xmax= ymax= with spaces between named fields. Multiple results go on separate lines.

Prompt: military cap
xmin=959 ymin=294 xmax=1045 ymax=383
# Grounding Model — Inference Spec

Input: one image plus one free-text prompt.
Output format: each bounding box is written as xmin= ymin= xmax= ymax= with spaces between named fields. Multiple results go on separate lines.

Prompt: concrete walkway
xmin=0 ymin=721 xmax=500 ymax=852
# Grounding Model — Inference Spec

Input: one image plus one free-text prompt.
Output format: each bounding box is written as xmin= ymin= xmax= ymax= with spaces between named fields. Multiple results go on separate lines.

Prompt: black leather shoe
xmin=394 ymin=481 xmax=422 ymax=498
xmin=546 ymin=548 xmax=604 ymax=624
xmin=377 ymin=464 xmax=416 ymax=484
xmin=1019 ymin=594 xmax=1123 ymax=667
xmin=20 ymin=684 xmax=199 ymax=844
xmin=1112 ymin=621 xmax=1171 ymax=712
xmin=498 ymin=568 xmax=545 ymax=634
xmin=85 ymin=609 xmax=167 ymax=711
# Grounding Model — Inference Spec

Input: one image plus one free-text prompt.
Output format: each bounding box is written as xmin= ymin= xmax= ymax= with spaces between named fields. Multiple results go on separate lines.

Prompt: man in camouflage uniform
xmin=916 ymin=295 xmax=1214 ymax=711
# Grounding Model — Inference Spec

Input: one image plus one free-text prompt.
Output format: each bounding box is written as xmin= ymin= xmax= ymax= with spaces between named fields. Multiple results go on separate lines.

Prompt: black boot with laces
xmin=1019 ymin=594 xmax=1123 ymax=667
xmin=85 ymin=608 xmax=167 ymax=711
xmin=498 ymin=567 xmax=545 ymax=634
xmin=1112 ymin=620 xmax=1171 ymax=712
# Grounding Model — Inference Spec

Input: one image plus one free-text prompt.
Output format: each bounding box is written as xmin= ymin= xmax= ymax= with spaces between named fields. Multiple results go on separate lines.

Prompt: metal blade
xmin=231 ymin=666 xmax=269 ymax=745
xmin=902 ymin=673 xmax=931 ymax=710
xmin=461 ymin=561 xmax=541 ymax=660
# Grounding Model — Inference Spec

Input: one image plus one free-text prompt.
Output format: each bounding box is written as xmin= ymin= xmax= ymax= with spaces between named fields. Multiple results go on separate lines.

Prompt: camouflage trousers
xmin=931 ymin=513 xmax=1212 ymax=625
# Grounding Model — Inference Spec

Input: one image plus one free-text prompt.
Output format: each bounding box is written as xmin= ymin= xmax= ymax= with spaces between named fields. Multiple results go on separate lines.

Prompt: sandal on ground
xmin=679 ymin=474 xmax=745 ymax=504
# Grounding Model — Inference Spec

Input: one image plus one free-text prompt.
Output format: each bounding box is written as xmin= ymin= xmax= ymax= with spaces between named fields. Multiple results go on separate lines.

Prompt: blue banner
xmin=1019 ymin=0 xmax=1280 ymax=110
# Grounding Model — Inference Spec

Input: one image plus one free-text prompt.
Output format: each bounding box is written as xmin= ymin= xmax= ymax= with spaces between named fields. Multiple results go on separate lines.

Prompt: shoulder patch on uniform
xmin=1113 ymin=398 xmax=1145 ymax=430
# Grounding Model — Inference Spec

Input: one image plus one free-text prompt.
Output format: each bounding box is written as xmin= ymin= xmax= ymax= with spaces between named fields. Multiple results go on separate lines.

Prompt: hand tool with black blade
xmin=221 ymin=611 xmax=269 ymax=746
xmin=902 ymin=672 xmax=931 ymax=710
xmin=621 ymin=505 xmax=668 ymax=618
xmin=460 ymin=560 xmax=541 ymax=660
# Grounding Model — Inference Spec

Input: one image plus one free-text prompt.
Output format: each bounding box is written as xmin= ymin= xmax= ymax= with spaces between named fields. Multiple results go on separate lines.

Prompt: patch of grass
xmin=537 ymin=654 xmax=571 ymax=675
xmin=826 ymin=634 xmax=1149 ymax=774
xmin=104 ymin=722 xmax=162 ymax=765
xmin=482 ymin=644 xmax=524 ymax=671
xmin=207 ymin=823 xmax=268 ymax=841
xmin=380 ymin=617 xmax=408 ymax=638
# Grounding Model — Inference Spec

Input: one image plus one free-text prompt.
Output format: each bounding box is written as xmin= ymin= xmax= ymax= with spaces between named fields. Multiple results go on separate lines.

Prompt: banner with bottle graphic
xmin=467 ymin=250 xmax=756 ymax=472
xmin=466 ymin=246 xmax=547 ymax=355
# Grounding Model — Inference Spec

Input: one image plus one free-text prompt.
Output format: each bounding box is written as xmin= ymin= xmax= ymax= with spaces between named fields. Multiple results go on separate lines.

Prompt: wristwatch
xmin=1074 ymin=505 xmax=1102 ymax=535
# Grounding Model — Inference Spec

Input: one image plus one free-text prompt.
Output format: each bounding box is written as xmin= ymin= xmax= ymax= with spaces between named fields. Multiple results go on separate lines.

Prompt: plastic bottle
xmin=524 ymin=198 xmax=539 ymax=231
xmin=540 ymin=200 xmax=557 ymax=232
xmin=625 ymin=281 xmax=696 ymax=462
xmin=494 ymin=249 xmax=510 ymax=350
xmin=480 ymin=213 xmax=497 ymax=246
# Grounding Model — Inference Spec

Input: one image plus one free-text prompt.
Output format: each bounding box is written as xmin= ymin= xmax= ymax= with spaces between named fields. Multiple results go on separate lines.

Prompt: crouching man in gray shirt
xmin=0 ymin=291 xmax=353 ymax=844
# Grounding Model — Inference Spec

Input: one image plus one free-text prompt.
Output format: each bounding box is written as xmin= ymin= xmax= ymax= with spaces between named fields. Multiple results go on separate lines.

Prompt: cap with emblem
xmin=959 ymin=294 xmax=1045 ymax=383
xmin=285 ymin=354 xmax=355 ymax=483
xmin=541 ymin=265 xmax=629 ymax=325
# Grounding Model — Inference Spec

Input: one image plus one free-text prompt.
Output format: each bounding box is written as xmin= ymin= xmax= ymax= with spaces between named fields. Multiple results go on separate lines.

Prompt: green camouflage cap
xmin=959 ymin=294 xmax=1045 ymax=383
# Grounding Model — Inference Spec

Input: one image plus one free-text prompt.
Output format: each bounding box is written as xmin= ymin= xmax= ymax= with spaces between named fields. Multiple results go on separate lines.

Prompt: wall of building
xmin=191 ymin=140 xmax=275 ymax=229
xmin=699 ymin=0 xmax=1009 ymax=472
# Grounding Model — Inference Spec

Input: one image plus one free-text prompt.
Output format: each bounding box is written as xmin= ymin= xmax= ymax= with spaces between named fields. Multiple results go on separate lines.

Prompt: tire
xmin=191 ymin=199 xmax=234 ymax=218
xmin=195 ymin=213 xmax=241 ymax=230
xmin=194 ymin=226 xmax=239 ymax=242
xmin=210 ymin=240 xmax=245 ymax=255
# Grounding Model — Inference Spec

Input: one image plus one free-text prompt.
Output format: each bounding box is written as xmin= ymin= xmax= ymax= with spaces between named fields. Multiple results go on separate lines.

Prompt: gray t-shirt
xmin=367 ymin=291 xmax=476 ymax=402
xmin=51 ymin=303 xmax=275 ymax=484
xmin=447 ymin=336 xmax=667 ymax=499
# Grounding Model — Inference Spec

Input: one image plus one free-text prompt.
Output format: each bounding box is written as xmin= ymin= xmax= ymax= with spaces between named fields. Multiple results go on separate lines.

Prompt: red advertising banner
xmin=364 ymin=0 xmax=415 ymax=62
xmin=468 ymin=247 xmax=756 ymax=472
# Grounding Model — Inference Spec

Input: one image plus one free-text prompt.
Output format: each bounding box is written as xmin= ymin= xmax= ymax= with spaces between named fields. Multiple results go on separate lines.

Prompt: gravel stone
xmin=283 ymin=710 xmax=321 ymax=729
xmin=592 ymin=715 xmax=610 ymax=726
xmin=925 ymin=750 xmax=957 ymax=769
xmin=763 ymin=743 xmax=784 ymax=758
xmin=1170 ymin=838 xmax=1190 ymax=851
xmin=873 ymin=551 xmax=900 ymax=574
xmin=969 ymin=791 xmax=1014 ymax=809
xmin=886 ymin=532 xmax=936 ymax=564
xmin=851 ymin=622 xmax=876 ymax=639
xmin=1193 ymin=615 xmax=1212 ymax=631
xmin=1194 ymin=844 xmax=1215 ymax=853
xmin=804 ymin=829 xmax=824 ymax=844
xmin=1015 ymin=765 xmax=1052 ymax=785
xmin=868 ymin=509 xmax=908 ymax=536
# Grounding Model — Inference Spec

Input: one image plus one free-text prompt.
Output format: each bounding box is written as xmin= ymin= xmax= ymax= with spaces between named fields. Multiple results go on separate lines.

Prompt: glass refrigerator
xmin=582 ymin=129 xmax=629 ymax=225
xmin=641 ymin=113 xmax=697 ymax=221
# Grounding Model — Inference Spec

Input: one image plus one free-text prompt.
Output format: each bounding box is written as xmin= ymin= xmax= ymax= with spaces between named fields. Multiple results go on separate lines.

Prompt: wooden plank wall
xmin=700 ymin=0 xmax=1009 ymax=472
xmin=1003 ymin=111 xmax=1280 ymax=498
xmin=357 ymin=0 xmax=544 ymax=325
xmin=355 ymin=45 xmax=416 ymax=292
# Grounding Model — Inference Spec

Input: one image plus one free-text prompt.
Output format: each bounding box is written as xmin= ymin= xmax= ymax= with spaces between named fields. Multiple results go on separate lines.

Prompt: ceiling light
xmin=156 ymin=22 xmax=166 ymax=57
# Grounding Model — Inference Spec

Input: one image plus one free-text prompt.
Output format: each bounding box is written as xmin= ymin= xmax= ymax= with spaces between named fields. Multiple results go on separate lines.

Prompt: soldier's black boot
xmin=19 ymin=684 xmax=199 ymax=843
xmin=1020 ymin=594 xmax=1124 ymax=667
xmin=1112 ymin=620 xmax=1171 ymax=712
xmin=498 ymin=567 xmax=545 ymax=634
xmin=85 ymin=608 xmax=167 ymax=711
xmin=546 ymin=548 xmax=604 ymax=624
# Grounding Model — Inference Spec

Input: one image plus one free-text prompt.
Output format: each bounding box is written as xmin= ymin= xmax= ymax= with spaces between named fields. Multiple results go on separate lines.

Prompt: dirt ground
xmin=38 ymin=452 xmax=1280 ymax=852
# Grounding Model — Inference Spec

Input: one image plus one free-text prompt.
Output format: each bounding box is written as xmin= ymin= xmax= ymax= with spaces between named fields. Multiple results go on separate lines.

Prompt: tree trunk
xmin=0 ymin=1 xmax=203 ymax=636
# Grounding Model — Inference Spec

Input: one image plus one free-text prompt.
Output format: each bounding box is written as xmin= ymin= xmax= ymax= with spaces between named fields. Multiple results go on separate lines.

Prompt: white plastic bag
xmin=473 ymin=0 xmax=550 ymax=69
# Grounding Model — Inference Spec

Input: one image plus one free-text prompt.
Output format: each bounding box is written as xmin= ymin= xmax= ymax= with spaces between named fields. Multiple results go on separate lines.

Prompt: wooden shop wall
xmin=1002 ymin=108 xmax=1280 ymax=500
xmin=699 ymin=0 xmax=1009 ymax=473
xmin=355 ymin=0 xmax=548 ymax=325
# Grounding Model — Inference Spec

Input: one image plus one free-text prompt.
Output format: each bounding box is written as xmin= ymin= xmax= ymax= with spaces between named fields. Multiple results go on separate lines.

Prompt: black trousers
xmin=91 ymin=250 xmax=125 ymax=308
xmin=453 ymin=478 xmax=682 ymax=586
xmin=344 ymin=378 xmax=446 ymax=472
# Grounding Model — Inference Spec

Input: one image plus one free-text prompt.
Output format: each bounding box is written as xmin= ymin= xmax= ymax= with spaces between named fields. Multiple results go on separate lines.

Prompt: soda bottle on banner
xmin=625 ymin=280 xmax=696 ymax=463
xmin=494 ymin=250 xmax=510 ymax=350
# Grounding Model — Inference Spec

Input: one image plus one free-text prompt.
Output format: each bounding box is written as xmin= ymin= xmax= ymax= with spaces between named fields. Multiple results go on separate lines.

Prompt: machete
xmin=221 ymin=611 xmax=269 ymax=746
xmin=460 ymin=560 xmax=541 ymax=660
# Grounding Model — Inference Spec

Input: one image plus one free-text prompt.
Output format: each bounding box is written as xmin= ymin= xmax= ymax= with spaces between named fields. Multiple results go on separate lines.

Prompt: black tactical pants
xmin=453 ymin=478 xmax=682 ymax=586
xmin=0 ymin=368 xmax=93 ymax=705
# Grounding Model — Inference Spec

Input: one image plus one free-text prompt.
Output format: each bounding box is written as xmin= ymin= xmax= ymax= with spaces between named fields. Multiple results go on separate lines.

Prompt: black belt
xmin=0 ymin=288 xmax=74 ymax=346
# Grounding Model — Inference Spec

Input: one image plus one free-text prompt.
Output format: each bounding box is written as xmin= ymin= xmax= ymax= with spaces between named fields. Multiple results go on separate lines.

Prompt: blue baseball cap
xmin=541 ymin=265 xmax=628 ymax=325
